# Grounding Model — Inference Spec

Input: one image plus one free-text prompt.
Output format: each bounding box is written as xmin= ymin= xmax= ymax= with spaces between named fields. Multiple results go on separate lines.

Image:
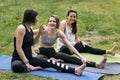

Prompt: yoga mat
xmin=0 ymin=53 xmax=104 ymax=80
xmin=65 ymin=53 xmax=120 ymax=74
xmin=80 ymin=53 xmax=120 ymax=63
xmin=80 ymin=53 xmax=120 ymax=74
xmin=0 ymin=54 xmax=11 ymax=70
xmin=30 ymin=69 xmax=104 ymax=80
xmin=85 ymin=62 xmax=120 ymax=74
xmin=64 ymin=62 xmax=120 ymax=74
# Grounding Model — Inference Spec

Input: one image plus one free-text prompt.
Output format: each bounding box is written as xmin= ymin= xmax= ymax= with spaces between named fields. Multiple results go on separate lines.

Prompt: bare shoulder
xmin=59 ymin=20 xmax=66 ymax=31
xmin=56 ymin=29 xmax=65 ymax=38
xmin=15 ymin=24 xmax=25 ymax=36
xmin=61 ymin=20 xmax=66 ymax=24
xmin=60 ymin=20 xmax=66 ymax=26
xmin=17 ymin=24 xmax=25 ymax=31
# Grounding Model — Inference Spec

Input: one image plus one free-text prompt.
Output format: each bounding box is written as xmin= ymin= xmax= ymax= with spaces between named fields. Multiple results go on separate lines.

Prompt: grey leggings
xmin=11 ymin=57 xmax=75 ymax=73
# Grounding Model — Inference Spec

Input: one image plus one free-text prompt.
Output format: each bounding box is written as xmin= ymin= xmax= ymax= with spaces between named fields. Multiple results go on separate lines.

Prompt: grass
xmin=0 ymin=0 xmax=120 ymax=80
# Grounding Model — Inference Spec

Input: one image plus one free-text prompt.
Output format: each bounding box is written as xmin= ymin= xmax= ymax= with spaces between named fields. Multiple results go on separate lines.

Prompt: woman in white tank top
xmin=57 ymin=9 xmax=117 ymax=56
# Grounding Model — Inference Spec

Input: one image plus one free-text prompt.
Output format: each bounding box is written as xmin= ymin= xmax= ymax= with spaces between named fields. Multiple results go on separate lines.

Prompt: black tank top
xmin=12 ymin=24 xmax=34 ymax=62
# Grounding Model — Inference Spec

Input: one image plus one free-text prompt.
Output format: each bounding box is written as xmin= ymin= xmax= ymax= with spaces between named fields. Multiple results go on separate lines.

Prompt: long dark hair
xmin=22 ymin=8 xmax=38 ymax=24
xmin=66 ymin=9 xmax=77 ymax=34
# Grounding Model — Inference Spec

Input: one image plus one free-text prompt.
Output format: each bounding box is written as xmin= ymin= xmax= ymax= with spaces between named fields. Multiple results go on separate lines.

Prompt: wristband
xmin=24 ymin=60 xmax=29 ymax=64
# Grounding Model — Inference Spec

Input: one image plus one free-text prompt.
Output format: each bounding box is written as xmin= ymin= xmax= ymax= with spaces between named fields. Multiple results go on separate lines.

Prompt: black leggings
xmin=59 ymin=41 xmax=106 ymax=55
xmin=37 ymin=47 xmax=96 ymax=67
xmin=11 ymin=57 xmax=75 ymax=73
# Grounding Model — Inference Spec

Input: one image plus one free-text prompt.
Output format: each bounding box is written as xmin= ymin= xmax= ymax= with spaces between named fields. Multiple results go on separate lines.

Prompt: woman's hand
xmin=39 ymin=24 xmax=45 ymax=33
xmin=81 ymin=57 xmax=90 ymax=63
xmin=26 ymin=63 xmax=43 ymax=71
xmin=34 ymin=47 xmax=40 ymax=54
xmin=75 ymin=39 xmax=80 ymax=43
xmin=81 ymin=41 xmax=89 ymax=47
xmin=49 ymin=57 xmax=64 ymax=63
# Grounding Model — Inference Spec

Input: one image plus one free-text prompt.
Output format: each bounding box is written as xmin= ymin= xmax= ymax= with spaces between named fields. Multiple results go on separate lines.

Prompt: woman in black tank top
xmin=11 ymin=8 xmax=86 ymax=76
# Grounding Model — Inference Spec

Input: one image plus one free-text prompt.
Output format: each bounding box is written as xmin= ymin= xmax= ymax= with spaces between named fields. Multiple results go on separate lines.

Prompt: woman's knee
xmin=60 ymin=46 xmax=71 ymax=54
xmin=11 ymin=60 xmax=27 ymax=73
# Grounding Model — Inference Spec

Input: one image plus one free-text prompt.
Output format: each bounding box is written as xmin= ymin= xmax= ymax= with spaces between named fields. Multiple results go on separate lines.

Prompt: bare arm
xmin=58 ymin=20 xmax=66 ymax=43
xmin=59 ymin=21 xmax=65 ymax=32
xmin=15 ymin=25 xmax=43 ymax=71
xmin=15 ymin=25 xmax=29 ymax=64
xmin=75 ymin=33 xmax=81 ymax=42
xmin=32 ymin=24 xmax=46 ymax=54
xmin=75 ymin=32 xmax=89 ymax=47
xmin=58 ymin=29 xmax=85 ymax=59
xmin=33 ymin=24 xmax=44 ymax=44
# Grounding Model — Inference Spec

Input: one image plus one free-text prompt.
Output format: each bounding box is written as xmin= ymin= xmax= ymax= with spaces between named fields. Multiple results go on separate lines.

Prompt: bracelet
xmin=24 ymin=60 xmax=29 ymax=64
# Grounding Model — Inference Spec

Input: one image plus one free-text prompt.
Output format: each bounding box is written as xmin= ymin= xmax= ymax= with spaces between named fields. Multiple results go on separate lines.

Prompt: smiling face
xmin=48 ymin=17 xmax=57 ymax=28
xmin=47 ymin=15 xmax=60 ymax=29
xmin=67 ymin=12 xmax=77 ymax=24
xmin=66 ymin=10 xmax=78 ymax=34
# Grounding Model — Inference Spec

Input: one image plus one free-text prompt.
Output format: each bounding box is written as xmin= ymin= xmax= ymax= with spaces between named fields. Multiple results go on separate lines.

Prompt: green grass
xmin=0 ymin=0 xmax=120 ymax=80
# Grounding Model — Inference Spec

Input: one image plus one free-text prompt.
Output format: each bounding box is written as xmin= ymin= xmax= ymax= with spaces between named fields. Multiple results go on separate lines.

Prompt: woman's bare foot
xmin=75 ymin=62 xmax=86 ymax=76
xmin=49 ymin=57 xmax=64 ymax=62
xmin=106 ymin=42 xmax=118 ymax=56
xmin=96 ymin=54 xmax=107 ymax=68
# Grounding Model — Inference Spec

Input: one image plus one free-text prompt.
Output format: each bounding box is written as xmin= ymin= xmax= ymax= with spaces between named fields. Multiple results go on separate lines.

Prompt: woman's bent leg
xmin=11 ymin=60 xmax=27 ymax=73
xmin=59 ymin=45 xmax=71 ymax=55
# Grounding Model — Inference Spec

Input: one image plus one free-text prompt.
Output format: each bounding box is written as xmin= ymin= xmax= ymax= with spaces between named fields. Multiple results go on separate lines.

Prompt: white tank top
xmin=57 ymin=21 xmax=76 ymax=51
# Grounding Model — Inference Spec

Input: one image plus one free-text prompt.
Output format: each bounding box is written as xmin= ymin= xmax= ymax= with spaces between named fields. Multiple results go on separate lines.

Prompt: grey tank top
xmin=40 ymin=31 xmax=58 ymax=46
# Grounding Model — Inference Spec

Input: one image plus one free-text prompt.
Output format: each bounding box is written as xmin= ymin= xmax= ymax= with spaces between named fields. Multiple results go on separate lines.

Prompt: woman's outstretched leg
xmin=106 ymin=42 xmax=118 ymax=56
xmin=75 ymin=62 xmax=86 ymax=75
xmin=47 ymin=59 xmax=86 ymax=75
xmin=95 ymin=54 xmax=107 ymax=68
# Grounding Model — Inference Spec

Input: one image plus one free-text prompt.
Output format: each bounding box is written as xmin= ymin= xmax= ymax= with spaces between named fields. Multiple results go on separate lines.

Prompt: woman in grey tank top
xmin=33 ymin=15 xmax=107 ymax=71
